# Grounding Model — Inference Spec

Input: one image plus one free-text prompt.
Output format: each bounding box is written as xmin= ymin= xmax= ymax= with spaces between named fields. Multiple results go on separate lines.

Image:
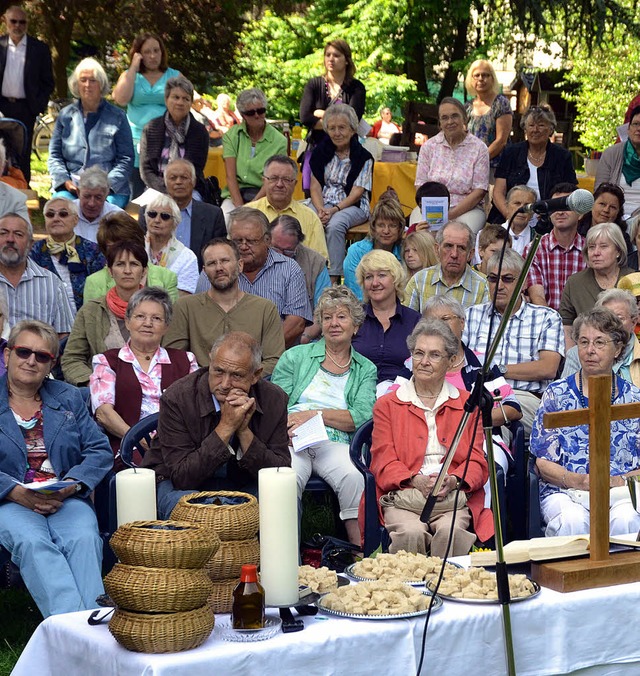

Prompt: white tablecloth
xmin=12 ymin=573 xmax=640 ymax=675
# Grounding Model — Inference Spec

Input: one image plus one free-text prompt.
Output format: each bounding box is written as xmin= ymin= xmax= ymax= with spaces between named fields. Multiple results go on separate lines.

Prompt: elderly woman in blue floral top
xmin=531 ymin=307 xmax=640 ymax=537
xmin=30 ymin=197 xmax=106 ymax=312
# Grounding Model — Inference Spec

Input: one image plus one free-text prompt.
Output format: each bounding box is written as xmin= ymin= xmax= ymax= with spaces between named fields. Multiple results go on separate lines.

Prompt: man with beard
xmin=194 ymin=207 xmax=312 ymax=346
xmin=163 ymin=238 xmax=284 ymax=372
xmin=0 ymin=214 xmax=75 ymax=336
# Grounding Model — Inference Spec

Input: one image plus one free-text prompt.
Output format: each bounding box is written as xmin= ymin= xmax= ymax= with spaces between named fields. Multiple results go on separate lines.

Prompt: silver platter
xmin=344 ymin=561 xmax=461 ymax=587
xmin=426 ymin=578 xmax=541 ymax=604
xmin=316 ymin=590 xmax=443 ymax=620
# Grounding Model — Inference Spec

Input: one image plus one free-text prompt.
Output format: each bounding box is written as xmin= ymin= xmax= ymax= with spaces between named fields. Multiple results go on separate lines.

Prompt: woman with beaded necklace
xmin=531 ymin=307 xmax=640 ymax=537
xmin=271 ymin=286 xmax=376 ymax=545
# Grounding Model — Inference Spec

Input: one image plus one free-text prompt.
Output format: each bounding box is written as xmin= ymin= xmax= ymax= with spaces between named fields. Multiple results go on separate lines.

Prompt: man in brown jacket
xmin=143 ymin=332 xmax=290 ymax=518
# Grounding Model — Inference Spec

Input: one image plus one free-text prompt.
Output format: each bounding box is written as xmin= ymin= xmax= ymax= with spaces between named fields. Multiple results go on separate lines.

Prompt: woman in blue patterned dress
xmin=531 ymin=307 xmax=640 ymax=536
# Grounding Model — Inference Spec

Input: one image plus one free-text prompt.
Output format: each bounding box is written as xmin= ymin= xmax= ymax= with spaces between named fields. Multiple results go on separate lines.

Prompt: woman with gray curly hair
xmin=139 ymin=75 xmax=209 ymax=197
xmin=531 ymin=306 xmax=640 ymax=537
xmin=48 ymin=57 xmax=134 ymax=207
xmin=368 ymin=318 xmax=493 ymax=556
xmin=144 ymin=193 xmax=199 ymax=294
xmin=310 ymin=103 xmax=374 ymax=282
xmin=90 ymin=286 xmax=198 ymax=467
xmin=220 ymin=87 xmax=287 ymax=219
xmin=271 ymin=285 xmax=377 ymax=544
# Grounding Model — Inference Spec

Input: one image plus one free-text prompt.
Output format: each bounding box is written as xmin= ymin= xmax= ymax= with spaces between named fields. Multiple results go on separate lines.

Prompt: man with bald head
xmin=139 ymin=158 xmax=226 ymax=269
xmin=143 ymin=331 xmax=290 ymax=518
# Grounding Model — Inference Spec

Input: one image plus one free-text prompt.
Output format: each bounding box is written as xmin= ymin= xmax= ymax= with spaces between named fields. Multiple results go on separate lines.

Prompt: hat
xmin=617 ymin=272 xmax=640 ymax=297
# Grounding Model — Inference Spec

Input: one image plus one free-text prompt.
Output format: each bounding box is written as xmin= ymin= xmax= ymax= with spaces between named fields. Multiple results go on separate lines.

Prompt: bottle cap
xmin=240 ymin=564 xmax=258 ymax=582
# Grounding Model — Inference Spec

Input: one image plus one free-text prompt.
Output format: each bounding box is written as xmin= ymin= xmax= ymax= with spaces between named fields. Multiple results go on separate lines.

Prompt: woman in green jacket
xmin=271 ymin=286 xmax=376 ymax=545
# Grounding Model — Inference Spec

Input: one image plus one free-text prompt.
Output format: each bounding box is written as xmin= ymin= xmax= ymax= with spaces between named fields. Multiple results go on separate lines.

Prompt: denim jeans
xmin=0 ymin=497 xmax=104 ymax=618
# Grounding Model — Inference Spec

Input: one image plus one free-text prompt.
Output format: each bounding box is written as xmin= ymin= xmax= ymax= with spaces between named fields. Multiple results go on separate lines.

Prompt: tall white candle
xmin=116 ymin=468 xmax=157 ymax=527
xmin=258 ymin=467 xmax=299 ymax=605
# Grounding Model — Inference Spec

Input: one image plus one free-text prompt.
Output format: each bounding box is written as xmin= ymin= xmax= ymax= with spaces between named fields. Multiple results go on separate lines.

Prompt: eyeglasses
xmin=263 ymin=175 xmax=296 ymax=185
xmin=630 ymin=122 xmax=640 ymax=129
xmin=130 ymin=313 xmax=165 ymax=325
xmin=272 ymin=245 xmax=297 ymax=257
xmin=436 ymin=314 xmax=463 ymax=323
xmin=11 ymin=346 xmax=55 ymax=364
xmin=576 ymin=338 xmax=616 ymax=350
xmin=231 ymin=236 xmax=265 ymax=247
xmin=44 ymin=210 xmax=70 ymax=219
xmin=147 ymin=210 xmax=173 ymax=221
xmin=487 ymin=273 xmax=517 ymax=284
xmin=8 ymin=19 xmax=27 ymax=25
xmin=439 ymin=114 xmax=462 ymax=123
xmin=242 ymin=107 xmax=266 ymax=117
xmin=411 ymin=349 xmax=447 ymax=363
xmin=472 ymin=73 xmax=491 ymax=79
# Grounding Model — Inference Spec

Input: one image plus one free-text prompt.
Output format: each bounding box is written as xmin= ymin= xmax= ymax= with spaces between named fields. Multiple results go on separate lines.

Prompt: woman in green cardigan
xmin=271 ymin=286 xmax=376 ymax=545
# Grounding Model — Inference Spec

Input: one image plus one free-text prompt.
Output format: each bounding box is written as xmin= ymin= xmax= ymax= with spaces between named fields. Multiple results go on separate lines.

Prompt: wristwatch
xmin=497 ymin=364 xmax=508 ymax=375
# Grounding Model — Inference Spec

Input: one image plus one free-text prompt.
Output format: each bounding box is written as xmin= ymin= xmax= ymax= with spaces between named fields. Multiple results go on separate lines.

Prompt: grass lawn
xmin=0 ymin=587 xmax=42 ymax=675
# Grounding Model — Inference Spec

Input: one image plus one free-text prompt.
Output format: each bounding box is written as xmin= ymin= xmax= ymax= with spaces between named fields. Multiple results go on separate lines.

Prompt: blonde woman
xmin=402 ymin=231 xmax=438 ymax=279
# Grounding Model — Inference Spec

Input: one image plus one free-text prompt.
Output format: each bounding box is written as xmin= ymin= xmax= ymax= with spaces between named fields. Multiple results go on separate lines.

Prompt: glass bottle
xmin=232 ymin=564 xmax=265 ymax=629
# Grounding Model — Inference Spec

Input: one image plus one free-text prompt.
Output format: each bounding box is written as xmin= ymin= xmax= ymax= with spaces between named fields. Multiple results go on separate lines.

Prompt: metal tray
xmin=426 ymin=578 xmax=541 ymax=604
xmin=316 ymin=590 xmax=442 ymax=619
xmin=344 ymin=561 xmax=461 ymax=587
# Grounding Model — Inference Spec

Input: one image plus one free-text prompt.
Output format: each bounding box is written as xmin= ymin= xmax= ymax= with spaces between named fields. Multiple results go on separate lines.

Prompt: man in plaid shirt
xmin=464 ymin=249 xmax=564 ymax=434
xmin=524 ymin=183 xmax=586 ymax=311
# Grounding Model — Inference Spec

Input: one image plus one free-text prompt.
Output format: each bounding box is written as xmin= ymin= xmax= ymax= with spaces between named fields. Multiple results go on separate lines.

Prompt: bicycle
xmin=31 ymin=99 xmax=68 ymax=160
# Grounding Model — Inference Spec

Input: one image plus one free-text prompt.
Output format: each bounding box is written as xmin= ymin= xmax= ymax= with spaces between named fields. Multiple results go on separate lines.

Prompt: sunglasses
xmin=487 ymin=273 xmax=517 ymax=284
xmin=242 ymin=107 xmax=266 ymax=117
xmin=147 ymin=210 xmax=173 ymax=221
xmin=9 ymin=19 xmax=27 ymax=25
xmin=44 ymin=210 xmax=70 ymax=219
xmin=11 ymin=346 xmax=55 ymax=364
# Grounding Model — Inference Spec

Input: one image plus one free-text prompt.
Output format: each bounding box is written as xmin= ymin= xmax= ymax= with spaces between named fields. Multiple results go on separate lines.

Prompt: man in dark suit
xmin=139 ymin=158 xmax=226 ymax=270
xmin=0 ymin=6 xmax=54 ymax=183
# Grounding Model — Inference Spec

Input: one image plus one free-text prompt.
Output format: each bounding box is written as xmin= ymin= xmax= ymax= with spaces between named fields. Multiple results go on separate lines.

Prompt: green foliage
xmin=563 ymin=26 xmax=640 ymax=151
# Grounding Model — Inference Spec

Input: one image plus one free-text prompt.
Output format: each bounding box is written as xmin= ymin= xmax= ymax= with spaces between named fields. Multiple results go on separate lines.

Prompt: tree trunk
xmin=40 ymin=3 xmax=78 ymax=100
xmin=437 ymin=16 xmax=471 ymax=102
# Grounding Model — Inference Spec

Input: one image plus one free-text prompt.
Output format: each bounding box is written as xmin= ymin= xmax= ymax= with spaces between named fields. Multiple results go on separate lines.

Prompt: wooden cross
xmin=532 ymin=373 xmax=640 ymax=591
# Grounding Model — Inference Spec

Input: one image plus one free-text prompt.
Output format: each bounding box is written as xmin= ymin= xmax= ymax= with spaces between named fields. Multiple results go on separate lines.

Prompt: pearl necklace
xmin=325 ymin=349 xmax=352 ymax=369
xmin=450 ymin=354 xmax=465 ymax=370
xmin=577 ymin=369 xmax=616 ymax=408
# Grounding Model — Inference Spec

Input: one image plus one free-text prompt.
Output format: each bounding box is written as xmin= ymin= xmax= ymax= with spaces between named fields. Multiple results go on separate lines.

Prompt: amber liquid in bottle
xmin=232 ymin=564 xmax=265 ymax=629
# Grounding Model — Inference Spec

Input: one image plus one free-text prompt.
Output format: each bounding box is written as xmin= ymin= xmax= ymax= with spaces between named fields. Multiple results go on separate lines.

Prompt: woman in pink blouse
xmin=415 ymin=97 xmax=490 ymax=235
xmin=90 ymin=286 xmax=197 ymax=468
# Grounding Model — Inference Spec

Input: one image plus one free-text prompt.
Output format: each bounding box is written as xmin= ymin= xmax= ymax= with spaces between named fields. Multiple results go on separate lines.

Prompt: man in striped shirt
xmin=0 ymin=213 xmax=75 ymax=337
xmin=404 ymin=220 xmax=489 ymax=312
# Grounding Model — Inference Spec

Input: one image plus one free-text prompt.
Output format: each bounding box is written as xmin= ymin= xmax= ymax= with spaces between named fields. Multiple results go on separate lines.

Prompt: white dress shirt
xmin=2 ymin=35 xmax=26 ymax=99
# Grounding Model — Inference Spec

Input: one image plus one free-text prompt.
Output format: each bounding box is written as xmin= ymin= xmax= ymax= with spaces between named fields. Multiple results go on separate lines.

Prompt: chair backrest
xmin=120 ymin=412 xmax=159 ymax=467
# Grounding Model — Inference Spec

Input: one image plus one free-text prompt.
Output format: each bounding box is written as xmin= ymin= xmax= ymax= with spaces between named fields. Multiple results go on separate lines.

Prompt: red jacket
xmin=365 ymin=385 xmax=493 ymax=543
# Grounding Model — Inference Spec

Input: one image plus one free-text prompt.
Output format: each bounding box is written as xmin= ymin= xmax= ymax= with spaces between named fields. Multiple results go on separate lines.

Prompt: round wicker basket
xmin=208 ymin=578 xmax=237 ymax=614
xmin=109 ymin=605 xmax=215 ymax=653
xmin=170 ymin=491 xmax=259 ymax=541
xmin=104 ymin=564 xmax=214 ymax=613
xmin=110 ymin=520 xmax=220 ymax=569
xmin=206 ymin=536 xmax=260 ymax=581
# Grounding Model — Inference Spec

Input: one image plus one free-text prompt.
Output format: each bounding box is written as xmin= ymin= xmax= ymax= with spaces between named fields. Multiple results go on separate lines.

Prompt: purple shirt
xmin=352 ymin=301 xmax=421 ymax=383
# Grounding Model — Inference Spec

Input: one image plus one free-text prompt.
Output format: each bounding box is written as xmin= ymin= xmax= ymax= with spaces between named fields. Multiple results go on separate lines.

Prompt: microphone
xmin=516 ymin=189 xmax=594 ymax=216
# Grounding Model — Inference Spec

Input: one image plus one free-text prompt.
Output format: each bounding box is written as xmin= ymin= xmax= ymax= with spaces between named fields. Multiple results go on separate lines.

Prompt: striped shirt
xmin=195 ymin=249 xmax=313 ymax=321
xmin=323 ymin=155 xmax=373 ymax=216
xmin=524 ymin=230 xmax=586 ymax=311
xmin=404 ymin=264 xmax=489 ymax=312
xmin=0 ymin=259 xmax=76 ymax=332
xmin=463 ymin=299 xmax=564 ymax=393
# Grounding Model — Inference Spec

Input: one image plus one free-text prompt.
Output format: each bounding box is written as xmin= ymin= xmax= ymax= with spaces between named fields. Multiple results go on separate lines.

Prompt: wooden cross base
xmin=531 ymin=550 xmax=640 ymax=593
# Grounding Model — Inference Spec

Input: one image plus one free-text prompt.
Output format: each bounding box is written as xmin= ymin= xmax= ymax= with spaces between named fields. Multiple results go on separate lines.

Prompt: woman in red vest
xmin=89 ymin=286 xmax=197 ymax=468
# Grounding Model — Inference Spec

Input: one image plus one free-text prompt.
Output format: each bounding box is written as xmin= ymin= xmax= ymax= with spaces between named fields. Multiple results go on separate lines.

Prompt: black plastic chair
xmin=347 ymin=419 xmax=385 ymax=556
xmin=504 ymin=420 xmax=527 ymax=540
xmin=98 ymin=412 xmax=159 ymax=573
xmin=527 ymin=455 xmax=545 ymax=538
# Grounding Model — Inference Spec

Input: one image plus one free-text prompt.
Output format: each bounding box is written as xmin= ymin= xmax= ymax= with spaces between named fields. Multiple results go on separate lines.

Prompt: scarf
xmin=106 ymin=286 xmax=130 ymax=320
xmin=145 ymin=233 xmax=185 ymax=270
xmin=161 ymin=111 xmax=190 ymax=173
xmin=45 ymin=235 xmax=81 ymax=265
xmin=622 ymin=139 xmax=640 ymax=186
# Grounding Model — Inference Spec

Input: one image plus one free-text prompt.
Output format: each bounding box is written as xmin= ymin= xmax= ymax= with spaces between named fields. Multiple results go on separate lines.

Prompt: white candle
xmin=116 ymin=468 xmax=157 ymax=527
xmin=258 ymin=467 xmax=299 ymax=605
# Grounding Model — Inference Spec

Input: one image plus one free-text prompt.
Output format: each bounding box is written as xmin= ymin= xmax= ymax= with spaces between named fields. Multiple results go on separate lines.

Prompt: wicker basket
xmin=206 ymin=536 xmax=260 ymax=581
xmin=104 ymin=564 xmax=214 ymax=613
xmin=207 ymin=578 xmax=237 ymax=614
xmin=110 ymin=520 xmax=220 ymax=569
xmin=171 ymin=491 xmax=259 ymax=541
xmin=109 ymin=604 xmax=215 ymax=653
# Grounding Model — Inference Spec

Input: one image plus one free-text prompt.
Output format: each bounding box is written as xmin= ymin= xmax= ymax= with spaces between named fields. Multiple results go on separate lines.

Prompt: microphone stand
xmin=418 ymin=209 xmax=554 ymax=676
